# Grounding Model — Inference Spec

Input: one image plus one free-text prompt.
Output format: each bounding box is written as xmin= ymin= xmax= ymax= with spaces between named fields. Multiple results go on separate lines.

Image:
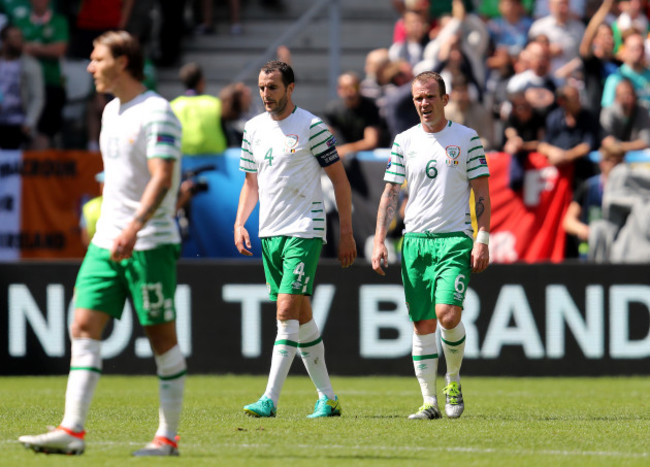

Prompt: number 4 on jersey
xmin=265 ymin=148 xmax=274 ymax=166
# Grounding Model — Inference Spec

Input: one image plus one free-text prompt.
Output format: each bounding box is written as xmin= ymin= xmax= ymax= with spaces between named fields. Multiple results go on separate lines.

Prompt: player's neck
xmin=422 ymin=118 xmax=448 ymax=133
xmin=114 ymin=78 xmax=147 ymax=104
xmin=270 ymin=103 xmax=296 ymax=121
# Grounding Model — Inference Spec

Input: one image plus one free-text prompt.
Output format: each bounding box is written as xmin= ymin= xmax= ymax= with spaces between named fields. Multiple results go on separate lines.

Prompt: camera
xmin=190 ymin=179 xmax=209 ymax=195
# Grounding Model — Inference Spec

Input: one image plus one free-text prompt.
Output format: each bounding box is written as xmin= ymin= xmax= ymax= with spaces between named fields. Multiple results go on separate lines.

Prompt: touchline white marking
xmin=7 ymin=439 xmax=647 ymax=459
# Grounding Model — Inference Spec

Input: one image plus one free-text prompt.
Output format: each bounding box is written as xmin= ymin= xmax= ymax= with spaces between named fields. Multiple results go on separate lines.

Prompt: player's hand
xmin=371 ymin=241 xmax=388 ymax=276
xmin=471 ymin=241 xmax=489 ymax=273
xmin=110 ymin=227 xmax=137 ymax=262
xmin=338 ymin=232 xmax=357 ymax=268
xmin=234 ymin=225 xmax=253 ymax=256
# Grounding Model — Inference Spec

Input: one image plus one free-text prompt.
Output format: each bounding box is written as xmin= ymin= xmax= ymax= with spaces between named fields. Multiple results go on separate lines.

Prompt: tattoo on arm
xmin=475 ymin=195 xmax=485 ymax=221
xmin=136 ymin=186 xmax=170 ymax=225
xmin=378 ymin=185 xmax=400 ymax=232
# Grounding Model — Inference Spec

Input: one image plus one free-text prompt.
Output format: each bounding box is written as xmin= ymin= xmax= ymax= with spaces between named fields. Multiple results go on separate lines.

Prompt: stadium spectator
xmin=612 ymin=0 xmax=649 ymax=51
xmin=590 ymin=159 xmax=650 ymax=263
xmin=234 ymin=60 xmax=356 ymax=419
xmin=170 ymin=62 xmax=227 ymax=155
xmin=538 ymin=85 xmax=600 ymax=190
xmin=19 ymin=30 xmax=186 ymax=457
xmin=445 ymin=74 xmax=495 ymax=150
xmin=219 ymin=80 xmax=256 ymax=147
xmin=391 ymin=0 xmax=435 ymax=43
xmin=388 ymin=9 xmax=429 ymax=69
xmin=372 ymin=71 xmax=490 ymax=420
xmin=502 ymin=91 xmax=546 ymax=190
xmin=0 ymin=24 xmax=44 ymax=149
xmin=323 ymin=70 xmax=385 ymax=257
xmin=478 ymin=0 xmax=534 ymax=18
xmin=275 ymin=44 xmax=292 ymax=65
xmin=506 ymin=40 xmax=557 ymax=119
xmin=486 ymin=0 xmax=532 ymax=64
xmin=324 ymin=71 xmax=383 ymax=158
xmin=430 ymin=31 xmax=484 ymax=103
xmin=601 ymin=29 xmax=650 ymax=108
xmin=0 ymin=0 xmax=30 ymax=22
xmin=419 ymin=0 xmax=489 ymax=86
xmin=379 ymin=59 xmax=419 ymax=142
xmin=13 ymin=0 xmax=69 ymax=149
xmin=360 ymin=47 xmax=390 ymax=102
xmin=532 ymin=0 xmax=586 ymax=20
xmin=563 ymin=145 xmax=624 ymax=260
xmin=67 ymin=0 xmax=134 ymax=60
xmin=484 ymin=0 xmax=533 ymax=137
xmin=600 ymin=78 xmax=650 ymax=154
xmin=579 ymin=0 xmax=622 ymax=115
xmin=528 ymin=0 xmax=586 ymax=80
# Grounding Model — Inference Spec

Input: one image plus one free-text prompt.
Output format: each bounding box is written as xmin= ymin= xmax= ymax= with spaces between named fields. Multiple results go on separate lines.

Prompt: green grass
xmin=1 ymin=375 xmax=649 ymax=466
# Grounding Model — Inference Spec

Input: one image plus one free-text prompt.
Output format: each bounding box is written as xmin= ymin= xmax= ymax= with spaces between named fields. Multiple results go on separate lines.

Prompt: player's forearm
xmin=234 ymin=177 xmax=259 ymax=229
xmin=471 ymin=177 xmax=491 ymax=234
xmin=374 ymin=183 xmax=400 ymax=243
xmin=130 ymin=174 xmax=172 ymax=233
xmin=332 ymin=178 xmax=354 ymax=235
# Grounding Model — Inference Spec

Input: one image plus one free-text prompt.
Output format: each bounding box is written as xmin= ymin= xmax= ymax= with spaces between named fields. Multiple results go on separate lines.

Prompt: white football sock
xmin=298 ymin=319 xmax=335 ymax=400
xmin=440 ymin=322 xmax=466 ymax=383
xmin=61 ymin=338 xmax=102 ymax=433
xmin=154 ymin=345 xmax=186 ymax=441
xmin=263 ymin=319 xmax=299 ymax=405
xmin=412 ymin=332 xmax=438 ymax=405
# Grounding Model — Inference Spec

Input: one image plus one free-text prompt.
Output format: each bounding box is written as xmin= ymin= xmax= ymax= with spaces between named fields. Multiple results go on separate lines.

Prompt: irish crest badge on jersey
xmin=445 ymin=145 xmax=460 ymax=167
xmin=285 ymin=134 xmax=299 ymax=154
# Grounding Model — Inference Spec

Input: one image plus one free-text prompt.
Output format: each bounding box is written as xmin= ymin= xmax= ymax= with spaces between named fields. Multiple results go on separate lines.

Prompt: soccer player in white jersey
xmin=372 ymin=71 xmax=491 ymax=420
xmin=235 ymin=60 xmax=357 ymax=418
xmin=19 ymin=31 xmax=186 ymax=456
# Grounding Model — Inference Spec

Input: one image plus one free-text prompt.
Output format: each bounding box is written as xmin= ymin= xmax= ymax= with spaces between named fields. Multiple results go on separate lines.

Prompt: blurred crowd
xmin=0 ymin=0 xmax=271 ymax=151
xmin=2 ymin=0 xmax=650 ymax=262
xmin=324 ymin=0 xmax=650 ymax=262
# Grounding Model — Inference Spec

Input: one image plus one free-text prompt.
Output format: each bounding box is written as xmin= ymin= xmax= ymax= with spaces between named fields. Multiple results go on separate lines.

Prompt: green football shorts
xmin=261 ymin=236 xmax=323 ymax=301
xmin=74 ymin=243 xmax=181 ymax=326
xmin=401 ymin=232 xmax=473 ymax=322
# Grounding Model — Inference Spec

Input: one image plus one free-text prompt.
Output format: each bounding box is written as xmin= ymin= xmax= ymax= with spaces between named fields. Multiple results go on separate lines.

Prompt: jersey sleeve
xmin=145 ymin=103 xmax=182 ymax=160
xmin=466 ymin=131 xmax=489 ymax=179
xmin=383 ymin=138 xmax=406 ymax=184
xmin=239 ymin=125 xmax=257 ymax=173
xmin=309 ymin=119 xmax=339 ymax=167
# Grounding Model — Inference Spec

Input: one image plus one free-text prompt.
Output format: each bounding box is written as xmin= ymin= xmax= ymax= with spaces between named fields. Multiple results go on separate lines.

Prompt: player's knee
xmin=69 ymin=318 xmax=101 ymax=340
xmin=436 ymin=305 xmax=462 ymax=330
xmin=438 ymin=313 xmax=461 ymax=330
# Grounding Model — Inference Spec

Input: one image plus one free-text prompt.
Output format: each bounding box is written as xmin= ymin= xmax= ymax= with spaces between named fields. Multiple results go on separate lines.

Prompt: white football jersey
xmin=384 ymin=121 xmax=489 ymax=236
xmin=239 ymin=106 xmax=339 ymax=239
xmin=93 ymin=91 xmax=182 ymax=250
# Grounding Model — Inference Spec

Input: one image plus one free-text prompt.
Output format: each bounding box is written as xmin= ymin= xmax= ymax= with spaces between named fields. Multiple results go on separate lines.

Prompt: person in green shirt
xmin=13 ymin=0 xmax=69 ymax=149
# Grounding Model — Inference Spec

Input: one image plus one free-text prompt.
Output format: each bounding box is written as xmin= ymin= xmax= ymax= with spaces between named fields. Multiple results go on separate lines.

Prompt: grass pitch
xmin=1 ymin=375 xmax=648 ymax=466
